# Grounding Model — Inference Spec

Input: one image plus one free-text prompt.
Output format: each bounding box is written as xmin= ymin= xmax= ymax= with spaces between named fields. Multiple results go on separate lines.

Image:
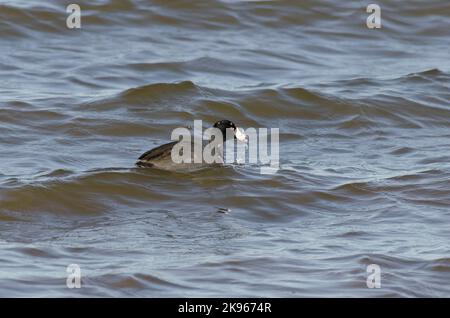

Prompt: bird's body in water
xmin=136 ymin=120 xmax=246 ymax=171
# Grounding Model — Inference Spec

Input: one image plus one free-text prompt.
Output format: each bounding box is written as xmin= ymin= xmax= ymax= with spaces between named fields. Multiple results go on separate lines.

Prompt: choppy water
xmin=1 ymin=0 xmax=449 ymax=297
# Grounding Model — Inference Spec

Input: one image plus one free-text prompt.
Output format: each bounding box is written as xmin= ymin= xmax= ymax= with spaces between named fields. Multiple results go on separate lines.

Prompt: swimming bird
xmin=136 ymin=120 xmax=246 ymax=170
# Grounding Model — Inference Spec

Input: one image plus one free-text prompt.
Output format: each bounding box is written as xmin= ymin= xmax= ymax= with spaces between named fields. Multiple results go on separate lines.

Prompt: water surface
xmin=0 ymin=0 xmax=449 ymax=297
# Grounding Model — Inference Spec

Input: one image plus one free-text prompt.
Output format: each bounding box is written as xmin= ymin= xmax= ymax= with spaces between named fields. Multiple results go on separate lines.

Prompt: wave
xmin=120 ymin=80 xmax=199 ymax=101
xmin=2 ymin=0 xmax=448 ymax=38
xmin=0 ymin=4 xmax=64 ymax=37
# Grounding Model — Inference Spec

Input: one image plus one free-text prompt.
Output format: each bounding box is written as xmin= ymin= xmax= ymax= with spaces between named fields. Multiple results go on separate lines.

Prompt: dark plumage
xmin=136 ymin=141 xmax=178 ymax=168
xmin=136 ymin=120 xmax=244 ymax=170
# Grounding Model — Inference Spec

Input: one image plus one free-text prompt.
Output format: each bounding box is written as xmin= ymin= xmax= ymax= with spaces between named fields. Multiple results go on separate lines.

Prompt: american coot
xmin=136 ymin=120 xmax=247 ymax=170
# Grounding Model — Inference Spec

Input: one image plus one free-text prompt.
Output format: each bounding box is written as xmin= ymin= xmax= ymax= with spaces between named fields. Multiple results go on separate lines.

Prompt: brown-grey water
xmin=0 ymin=0 xmax=449 ymax=297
